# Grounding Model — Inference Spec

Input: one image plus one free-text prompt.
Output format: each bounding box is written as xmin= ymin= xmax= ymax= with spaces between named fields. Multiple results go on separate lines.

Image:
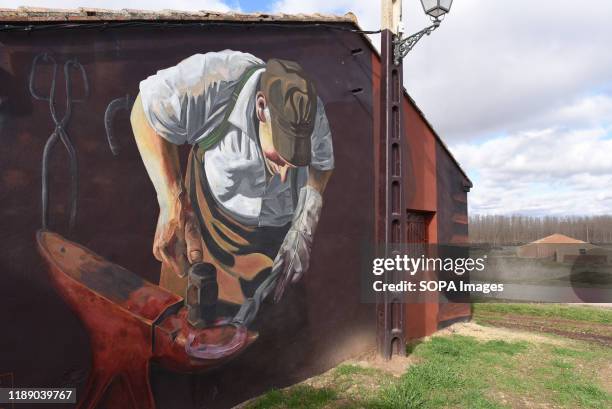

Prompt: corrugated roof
xmin=0 ymin=7 xmax=356 ymax=23
xmin=0 ymin=7 xmax=471 ymax=184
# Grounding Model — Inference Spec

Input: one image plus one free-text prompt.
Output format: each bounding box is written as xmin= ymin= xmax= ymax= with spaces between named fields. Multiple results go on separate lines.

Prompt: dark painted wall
xmin=0 ymin=24 xmax=376 ymax=408
xmin=435 ymin=140 xmax=472 ymax=326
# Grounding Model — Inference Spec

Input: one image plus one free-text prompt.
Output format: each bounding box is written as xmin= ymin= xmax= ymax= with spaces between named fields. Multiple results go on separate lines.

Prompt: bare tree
xmin=469 ymin=215 xmax=612 ymax=245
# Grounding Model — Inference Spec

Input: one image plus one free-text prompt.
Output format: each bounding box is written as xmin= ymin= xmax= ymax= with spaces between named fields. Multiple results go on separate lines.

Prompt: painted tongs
xmin=36 ymin=230 xmax=257 ymax=409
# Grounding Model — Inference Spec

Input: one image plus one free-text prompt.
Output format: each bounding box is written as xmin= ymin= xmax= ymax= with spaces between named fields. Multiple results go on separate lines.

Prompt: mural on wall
xmin=132 ymin=49 xmax=334 ymax=322
xmin=35 ymin=49 xmax=334 ymax=408
xmin=1 ymin=16 xmax=468 ymax=408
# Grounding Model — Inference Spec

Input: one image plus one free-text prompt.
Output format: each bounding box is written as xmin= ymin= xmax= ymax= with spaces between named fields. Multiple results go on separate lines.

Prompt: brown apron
xmin=159 ymin=146 xmax=289 ymax=305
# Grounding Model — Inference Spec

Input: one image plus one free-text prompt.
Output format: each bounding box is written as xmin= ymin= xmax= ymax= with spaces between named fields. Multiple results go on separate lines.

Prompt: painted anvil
xmin=36 ymin=231 xmax=257 ymax=409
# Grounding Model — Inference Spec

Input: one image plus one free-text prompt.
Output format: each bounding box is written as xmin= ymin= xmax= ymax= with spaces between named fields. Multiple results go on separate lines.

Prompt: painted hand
xmin=153 ymin=189 xmax=203 ymax=277
xmin=273 ymin=185 xmax=323 ymax=303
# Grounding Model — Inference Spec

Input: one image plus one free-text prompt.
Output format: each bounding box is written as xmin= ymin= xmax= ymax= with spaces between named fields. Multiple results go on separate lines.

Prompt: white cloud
xmin=275 ymin=1 xmax=612 ymax=142
xmin=401 ymin=0 xmax=612 ymax=142
xmin=3 ymin=0 xmax=233 ymax=12
xmin=272 ymin=0 xmax=381 ymax=43
xmin=453 ymin=125 xmax=612 ymax=215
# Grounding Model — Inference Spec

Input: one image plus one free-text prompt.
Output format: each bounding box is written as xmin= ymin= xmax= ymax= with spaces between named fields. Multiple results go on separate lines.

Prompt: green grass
xmin=334 ymin=364 xmax=382 ymax=378
xmin=246 ymin=365 xmax=391 ymax=408
xmin=552 ymin=346 xmax=596 ymax=359
xmin=365 ymin=336 xmax=523 ymax=409
xmin=543 ymin=359 xmax=610 ymax=408
xmin=384 ymin=336 xmax=609 ymax=409
xmin=247 ymin=303 xmax=612 ymax=409
xmin=247 ymin=385 xmax=337 ymax=409
xmin=473 ymin=303 xmax=612 ymax=324
xmin=247 ymin=333 xmax=611 ymax=409
xmin=550 ymin=358 xmax=575 ymax=369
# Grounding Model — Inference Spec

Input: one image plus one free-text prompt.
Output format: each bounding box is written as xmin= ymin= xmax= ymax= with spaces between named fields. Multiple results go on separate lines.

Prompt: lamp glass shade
xmin=421 ymin=0 xmax=438 ymax=11
xmin=420 ymin=0 xmax=453 ymax=18
xmin=440 ymin=0 xmax=453 ymax=10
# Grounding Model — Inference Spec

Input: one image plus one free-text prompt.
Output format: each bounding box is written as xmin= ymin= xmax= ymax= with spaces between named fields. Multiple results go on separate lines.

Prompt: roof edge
xmin=0 ymin=7 xmax=357 ymax=24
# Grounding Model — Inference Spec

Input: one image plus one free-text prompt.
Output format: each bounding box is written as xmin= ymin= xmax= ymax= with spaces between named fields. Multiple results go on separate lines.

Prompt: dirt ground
xmin=574 ymin=303 xmax=612 ymax=308
xmin=475 ymin=311 xmax=612 ymax=347
xmin=341 ymin=349 xmax=420 ymax=377
xmin=434 ymin=321 xmax=573 ymax=346
xmin=339 ymin=320 xmax=578 ymax=378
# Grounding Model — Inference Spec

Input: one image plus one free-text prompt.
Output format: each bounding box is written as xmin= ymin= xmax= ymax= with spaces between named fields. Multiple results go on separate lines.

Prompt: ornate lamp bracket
xmin=393 ymin=19 xmax=440 ymax=65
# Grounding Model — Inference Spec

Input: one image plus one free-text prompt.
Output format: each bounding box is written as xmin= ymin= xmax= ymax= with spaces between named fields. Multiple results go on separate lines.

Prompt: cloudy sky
xmin=5 ymin=0 xmax=612 ymax=216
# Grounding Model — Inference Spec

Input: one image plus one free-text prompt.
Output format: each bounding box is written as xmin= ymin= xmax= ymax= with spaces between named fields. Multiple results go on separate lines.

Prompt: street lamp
xmin=377 ymin=0 xmax=453 ymax=360
xmin=393 ymin=0 xmax=454 ymax=64
xmin=420 ymin=0 xmax=453 ymax=19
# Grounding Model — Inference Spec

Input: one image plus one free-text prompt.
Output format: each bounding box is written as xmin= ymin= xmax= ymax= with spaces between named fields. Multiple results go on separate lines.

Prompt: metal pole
xmin=377 ymin=0 xmax=408 ymax=359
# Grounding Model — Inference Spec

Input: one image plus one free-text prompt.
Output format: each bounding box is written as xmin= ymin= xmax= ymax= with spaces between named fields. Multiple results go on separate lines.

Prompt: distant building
xmin=517 ymin=234 xmax=608 ymax=263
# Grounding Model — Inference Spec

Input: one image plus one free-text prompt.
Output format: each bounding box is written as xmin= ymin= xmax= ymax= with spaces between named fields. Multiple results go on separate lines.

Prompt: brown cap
xmin=260 ymin=59 xmax=317 ymax=167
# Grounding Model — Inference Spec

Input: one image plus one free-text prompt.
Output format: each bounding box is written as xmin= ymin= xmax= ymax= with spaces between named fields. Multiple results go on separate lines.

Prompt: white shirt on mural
xmin=139 ymin=50 xmax=334 ymax=227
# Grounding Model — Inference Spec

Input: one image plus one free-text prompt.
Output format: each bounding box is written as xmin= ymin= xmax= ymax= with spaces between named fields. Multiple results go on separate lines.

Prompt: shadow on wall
xmin=0 ymin=66 xmax=32 ymax=134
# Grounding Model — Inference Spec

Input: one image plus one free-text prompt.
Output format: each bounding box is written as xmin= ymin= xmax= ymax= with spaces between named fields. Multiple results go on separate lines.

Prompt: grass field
xmin=473 ymin=303 xmax=612 ymax=346
xmin=473 ymin=303 xmax=611 ymax=324
xmin=244 ymin=304 xmax=612 ymax=409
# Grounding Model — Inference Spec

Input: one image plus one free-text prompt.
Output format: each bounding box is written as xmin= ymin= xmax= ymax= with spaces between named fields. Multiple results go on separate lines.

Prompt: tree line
xmin=469 ymin=215 xmax=612 ymax=245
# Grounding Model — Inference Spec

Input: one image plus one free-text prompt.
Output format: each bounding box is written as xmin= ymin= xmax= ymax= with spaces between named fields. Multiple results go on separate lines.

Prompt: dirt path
xmin=573 ymin=303 xmax=612 ymax=309
xmin=476 ymin=312 xmax=612 ymax=347
xmin=434 ymin=321 xmax=572 ymax=346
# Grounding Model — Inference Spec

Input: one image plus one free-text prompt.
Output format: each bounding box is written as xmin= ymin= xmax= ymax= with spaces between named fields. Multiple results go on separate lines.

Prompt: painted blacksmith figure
xmin=131 ymin=50 xmax=334 ymax=325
